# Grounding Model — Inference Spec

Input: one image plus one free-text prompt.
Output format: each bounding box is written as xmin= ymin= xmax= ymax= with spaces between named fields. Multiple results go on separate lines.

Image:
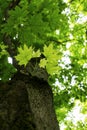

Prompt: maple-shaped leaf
xmin=39 ymin=44 xmax=61 ymax=75
xmin=15 ymin=44 xmax=33 ymax=66
xmin=15 ymin=44 xmax=41 ymax=66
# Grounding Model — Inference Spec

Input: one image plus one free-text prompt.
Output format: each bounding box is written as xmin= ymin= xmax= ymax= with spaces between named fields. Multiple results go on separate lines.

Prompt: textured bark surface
xmin=0 ymin=72 xmax=60 ymax=130
xmin=0 ymin=76 xmax=36 ymax=130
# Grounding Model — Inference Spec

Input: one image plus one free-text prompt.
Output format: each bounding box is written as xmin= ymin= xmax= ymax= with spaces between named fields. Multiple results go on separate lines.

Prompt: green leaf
xmin=0 ymin=43 xmax=8 ymax=58
xmin=32 ymin=49 xmax=41 ymax=57
xmin=46 ymin=63 xmax=60 ymax=75
xmin=43 ymin=44 xmax=54 ymax=58
xmin=39 ymin=58 xmax=47 ymax=68
xmin=15 ymin=44 xmax=41 ymax=66
xmin=39 ymin=44 xmax=61 ymax=75
xmin=15 ymin=44 xmax=33 ymax=66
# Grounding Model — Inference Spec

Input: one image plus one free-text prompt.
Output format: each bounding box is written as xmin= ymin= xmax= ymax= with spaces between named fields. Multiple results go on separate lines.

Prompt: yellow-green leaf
xmin=39 ymin=58 xmax=47 ymax=68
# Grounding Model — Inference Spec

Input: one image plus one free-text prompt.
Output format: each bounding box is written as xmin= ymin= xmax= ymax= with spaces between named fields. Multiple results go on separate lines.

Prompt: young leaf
xmin=15 ymin=44 xmax=41 ymax=66
xmin=39 ymin=58 xmax=47 ymax=68
xmin=15 ymin=44 xmax=33 ymax=66
xmin=32 ymin=50 xmax=41 ymax=57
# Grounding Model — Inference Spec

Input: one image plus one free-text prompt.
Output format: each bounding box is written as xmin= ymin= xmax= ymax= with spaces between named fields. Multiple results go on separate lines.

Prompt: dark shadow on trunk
xmin=0 ymin=72 xmax=60 ymax=130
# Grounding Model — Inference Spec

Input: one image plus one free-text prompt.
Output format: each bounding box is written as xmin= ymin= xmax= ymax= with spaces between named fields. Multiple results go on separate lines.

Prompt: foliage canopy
xmin=0 ymin=0 xmax=87 ymax=128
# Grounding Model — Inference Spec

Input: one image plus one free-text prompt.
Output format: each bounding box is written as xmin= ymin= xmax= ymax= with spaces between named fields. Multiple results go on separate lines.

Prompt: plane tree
xmin=0 ymin=0 xmax=87 ymax=130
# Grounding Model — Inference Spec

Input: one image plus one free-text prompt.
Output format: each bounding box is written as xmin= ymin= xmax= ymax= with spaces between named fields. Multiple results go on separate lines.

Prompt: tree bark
xmin=0 ymin=72 xmax=60 ymax=130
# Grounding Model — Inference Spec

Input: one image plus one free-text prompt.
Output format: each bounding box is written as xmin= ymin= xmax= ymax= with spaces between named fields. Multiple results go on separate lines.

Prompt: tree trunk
xmin=0 ymin=72 xmax=60 ymax=130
